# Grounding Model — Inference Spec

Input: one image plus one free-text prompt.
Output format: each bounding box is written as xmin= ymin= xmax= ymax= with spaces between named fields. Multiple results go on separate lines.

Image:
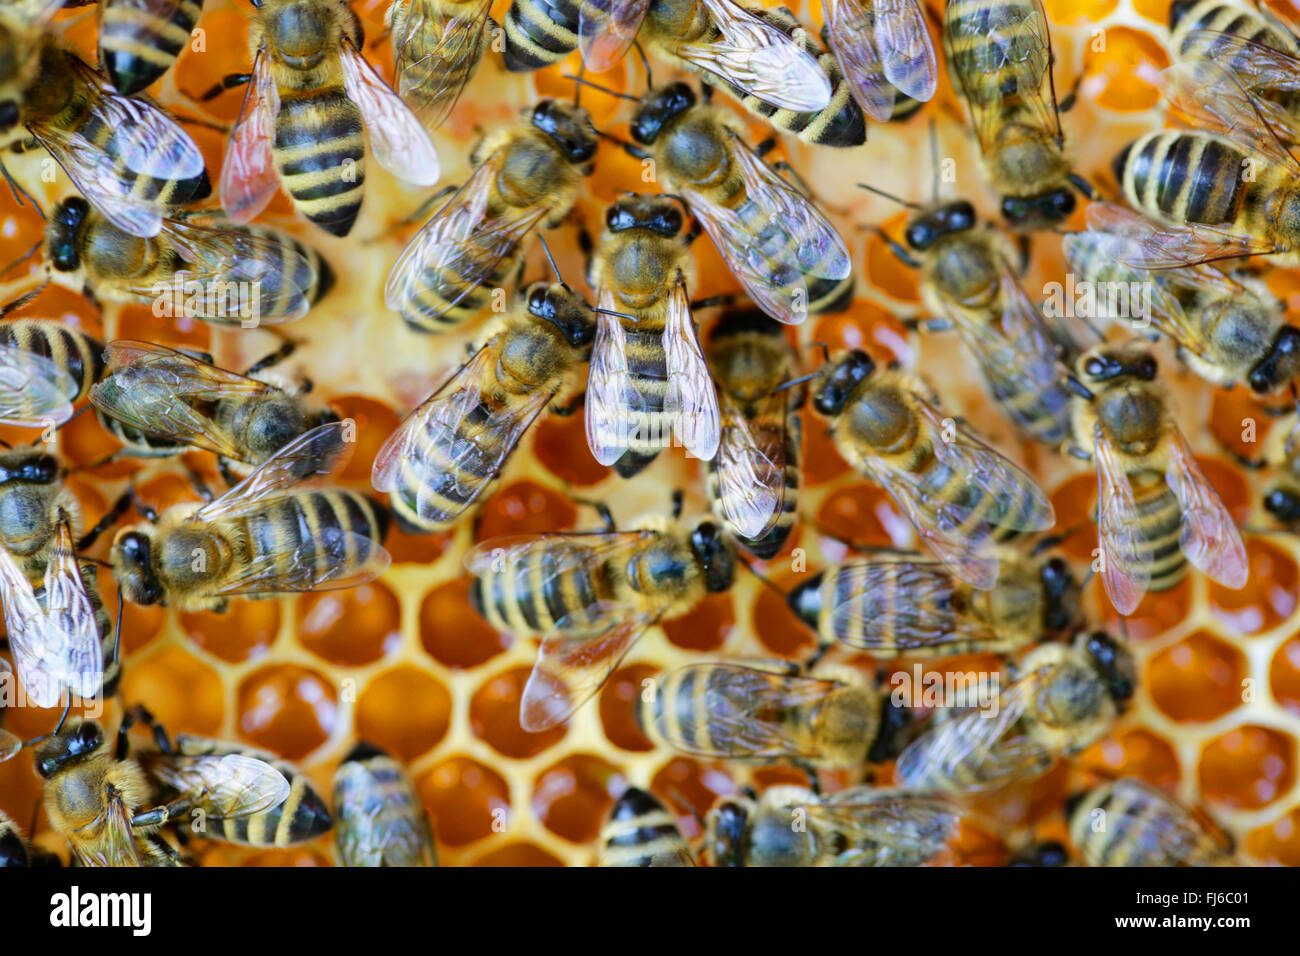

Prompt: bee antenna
xmin=771 ymin=372 xmax=818 ymax=395
xmin=0 ymin=438 xmax=10 ymax=450
xmin=574 ymin=63 xmax=584 ymax=107
xmin=735 ymin=552 xmax=790 ymax=602
xmin=0 ymin=279 xmax=49 ymax=317
xmin=665 ymin=787 xmax=705 ymax=829
xmin=535 ymin=233 xmax=569 ymax=290
xmin=563 ymin=74 xmax=639 ymax=102
xmin=0 ymin=240 xmax=42 ymax=281
xmin=593 ymin=307 xmax=639 ymax=321
xmin=806 ymin=340 xmax=831 ymax=363
xmin=857 ymin=183 xmax=922 ymax=210
xmin=112 ymin=583 xmax=124 ymax=676
xmin=633 ymin=40 xmax=654 ymax=90
xmin=26 ymin=404 xmax=93 ymax=447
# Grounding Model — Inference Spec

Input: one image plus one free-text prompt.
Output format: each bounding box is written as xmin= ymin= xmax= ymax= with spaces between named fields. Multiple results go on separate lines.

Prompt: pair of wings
xmin=798 ymin=787 xmax=960 ymax=866
xmin=389 ymin=0 xmax=494 ymax=132
xmin=716 ymin=389 xmax=791 ymax=540
xmin=0 ymin=345 xmax=82 ymax=428
xmin=579 ymin=0 xmax=831 ymax=111
xmin=1076 ymin=778 xmax=1234 ymax=867
xmin=826 ymin=0 xmax=938 ymax=122
xmin=221 ymin=35 xmax=440 ymax=225
xmin=682 ymin=134 xmax=852 ymax=326
xmin=1093 ymin=419 xmax=1247 ymax=615
xmin=334 ymin=759 xmax=436 ymax=867
xmin=370 ymin=338 xmax=557 ymax=521
xmin=0 ymin=524 xmax=102 ymax=709
xmin=856 ymin=397 xmax=1055 ymax=590
xmin=586 ymin=283 xmax=722 ymax=467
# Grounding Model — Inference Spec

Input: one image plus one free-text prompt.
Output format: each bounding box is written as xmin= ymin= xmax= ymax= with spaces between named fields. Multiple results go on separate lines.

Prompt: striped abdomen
xmin=1130 ymin=470 xmax=1186 ymax=593
xmin=235 ymin=225 xmax=334 ymax=318
xmin=599 ymin=787 xmax=694 ymax=867
xmin=706 ymin=411 xmax=800 ymax=558
xmin=397 ymin=234 xmax=520 ymax=332
xmin=1171 ymin=0 xmax=1300 ymax=61
xmin=236 ymin=491 xmax=389 ymax=589
xmin=945 ymin=0 xmax=1046 ymax=110
xmin=273 ymin=87 xmax=366 ymax=237
xmin=97 ymin=412 xmax=188 ymax=457
xmin=908 ymin=439 xmax=1038 ymax=542
xmin=1070 ymin=780 xmax=1227 ymax=866
xmin=613 ymin=322 xmax=670 ymax=478
xmin=99 ymin=0 xmax=203 ymax=96
xmin=1115 ymin=132 xmax=1247 ymax=227
xmin=0 ymin=319 xmax=103 ymax=402
xmin=966 ymin=322 xmax=1073 ymax=445
xmin=470 ymin=538 xmax=614 ymax=636
xmin=501 ymin=0 xmax=579 ymax=71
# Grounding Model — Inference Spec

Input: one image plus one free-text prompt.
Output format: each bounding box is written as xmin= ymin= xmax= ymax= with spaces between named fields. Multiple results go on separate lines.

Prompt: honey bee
xmin=96 ymin=0 xmax=207 ymax=96
xmin=0 ymin=319 xmax=103 ymax=429
xmin=387 ymin=0 xmax=497 ymax=132
xmin=105 ymin=420 xmax=391 ymax=613
xmin=625 ymin=84 xmax=852 ymax=326
xmin=1068 ymin=777 xmax=1236 ymax=866
xmin=704 ymin=308 xmax=802 ymax=557
xmin=43 ymin=196 xmax=331 ymax=325
xmin=208 ymin=0 xmax=440 ymax=237
xmin=599 ymin=786 xmax=695 ymax=867
xmin=787 ymin=548 xmax=1081 ymax=655
xmin=640 ymin=660 xmax=891 ymax=770
xmin=332 ymin=741 xmax=436 ymax=867
xmin=895 ymin=630 xmax=1135 ymax=793
xmin=810 ymin=350 xmax=1056 ymax=590
xmin=943 ymin=0 xmax=1089 ymax=230
xmin=385 ymin=98 xmax=596 ymax=332
xmin=585 ymin=193 xmax=720 ymax=477
xmin=467 ymin=510 xmax=736 ymax=731
xmin=705 ymin=785 xmax=960 ymax=866
xmin=1066 ymin=344 xmax=1248 ymax=615
xmin=372 ymin=280 xmax=593 ymax=533
xmin=824 ymin=0 xmax=937 ymax=123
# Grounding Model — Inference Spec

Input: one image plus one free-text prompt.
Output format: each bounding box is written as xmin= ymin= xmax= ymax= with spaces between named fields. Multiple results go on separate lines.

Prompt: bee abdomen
xmin=473 ymin=541 xmax=607 ymax=636
xmin=981 ymin=364 xmax=1073 ymax=446
xmin=1133 ymin=472 xmax=1187 ymax=591
xmin=274 ymin=90 xmax=366 ymax=237
xmin=612 ymin=325 xmax=670 ymax=477
xmin=219 ymin=772 xmax=333 ymax=847
xmin=399 ymin=247 xmax=518 ymax=332
xmin=599 ymin=787 xmax=694 ymax=867
xmin=246 ymin=491 xmax=389 ymax=587
xmin=0 ymin=319 xmax=103 ymax=401
xmin=99 ymin=0 xmax=202 ymax=95
xmin=1116 ymin=132 xmax=1247 ymax=227
xmin=502 ymin=0 xmax=579 ymax=72
xmin=244 ymin=226 xmax=334 ymax=316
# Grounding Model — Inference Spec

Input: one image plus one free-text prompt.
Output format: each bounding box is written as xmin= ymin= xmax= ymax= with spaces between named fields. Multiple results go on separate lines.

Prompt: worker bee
xmin=626 ymin=84 xmax=852 ymax=326
xmin=209 ymin=0 xmax=440 ymax=237
xmin=1067 ymin=343 xmax=1248 ymax=615
xmin=943 ymin=0 xmax=1090 ymax=230
xmin=599 ymin=786 xmax=695 ymax=867
xmin=0 ymin=3 xmax=209 ymax=238
xmin=0 ymin=319 xmax=103 ymax=429
xmin=640 ymin=659 xmax=894 ymax=770
xmin=88 ymin=340 xmax=339 ymax=482
xmin=810 ymin=350 xmax=1055 ymax=590
xmin=704 ymin=309 xmax=802 ymax=557
xmin=895 ymin=630 xmax=1135 ymax=793
xmin=705 ymin=785 xmax=960 ymax=866
xmin=372 ymin=280 xmax=593 ymax=533
xmin=385 ymin=98 xmax=596 ymax=332
xmin=42 ymin=197 xmax=331 ymax=325
xmin=1068 ymin=777 xmax=1236 ymax=866
xmin=105 ymin=420 xmax=391 ymax=613
xmin=585 ymin=193 xmax=719 ymax=476
xmin=333 ymin=741 xmax=436 ymax=867
xmin=467 ymin=511 xmax=736 ymax=731
xmin=824 ymin=0 xmax=937 ymax=122
xmin=96 ymin=0 xmax=206 ymax=96
xmin=787 ymin=548 xmax=1081 ymax=656
xmin=387 ymin=0 xmax=498 ymax=132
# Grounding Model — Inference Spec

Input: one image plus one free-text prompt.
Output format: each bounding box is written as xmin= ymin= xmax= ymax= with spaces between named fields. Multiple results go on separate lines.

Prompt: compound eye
xmin=75 ymin=723 xmax=100 ymax=751
xmin=527 ymin=287 xmax=548 ymax=313
xmin=1084 ymin=357 xmax=1105 ymax=377
xmin=1137 ymin=356 xmax=1157 ymax=379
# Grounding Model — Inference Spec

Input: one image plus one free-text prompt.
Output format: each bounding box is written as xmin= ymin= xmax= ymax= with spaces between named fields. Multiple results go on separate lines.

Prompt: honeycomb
xmin=0 ymin=0 xmax=1298 ymax=867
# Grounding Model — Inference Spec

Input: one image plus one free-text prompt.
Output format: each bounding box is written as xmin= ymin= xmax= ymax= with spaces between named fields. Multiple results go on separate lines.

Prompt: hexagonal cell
xmin=237 ymin=664 xmax=338 ymax=761
xmin=384 ymin=522 xmax=451 ymax=565
xmin=598 ymin=664 xmax=657 ymax=752
xmin=1245 ymin=806 xmax=1300 ymax=867
xmin=1131 ymin=0 xmax=1171 ymax=23
xmin=650 ymin=757 xmax=738 ymax=841
xmin=1147 ymin=631 xmax=1247 ymax=723
xmin=1199 ymin=725 xmax=1296 ymax=810
xmin=421 ymin=576 xmax=510 ymax=669
xmin=1270 ymin=635 xmax=1300 ymax=716
xmin=1210 ymin=388 xmax=1275 ymax=468
xmin=754 ymin=572 xmax=817 ymax=657
xmin=118 ymin=303 xmax=210 ymax=351
xmin=1044 ymin=0 xmax=1119 ymax=22
xmin=816 ymin=483 xmax=911 ymax=549
xmin=355 ymin=665 xmax=452 ymax=762
xmin=661 ymin=592 xmax=734 ymax=652
xmin=865 ymin=217 xmax=920 ymax=303
xmin=329 ymin=395 xmax=399 ymax=483
xmin=1081 ymin=26 xmax=1168 ymax=111
xmin=812 ymin=301 xmax=911 ymax=364
xmin=470 ymin=666 xmax=566 ymax=758
xmin=533 ymin=409 xmax=609 ymax=487
xmin=969 ymin=762 xmax=1070 ymax=832
xmin=802 ymin=416 xmax=851 ymax=486
xmin=475 ymin=479 xmax=578 ymax=540
xmin=473 ymin=842 xmax=565 ymax=867
xmin=1078 ymin=728 xmax=1181 ymax=787
xmin=296 ymin=582 xmax=401 ymax=667
xmin=1209 ymin=538 xmax=1299 ymax=635
xmin=417 ymin=755 xmax=510 ymax=847
xmin=182 ymin=600 xmax=280 ymax=664
xmin=120 ymin=646 xmax=225 ymax=737
xmin=532 ymin=754 xmax=623 ymax=844
xmin=1047 ymin=474 xmax=1099 ymax=563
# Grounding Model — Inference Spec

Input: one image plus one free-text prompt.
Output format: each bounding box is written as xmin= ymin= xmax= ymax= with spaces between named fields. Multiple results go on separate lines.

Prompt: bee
xmin=895 ymin=630 xmax=1135 ymax=793
xmin=97 ymin=0 xmax=206 ymax=96
xmin=787 ymin=548 xmax=1081 ymax=656
xmin=385 ymin=98 xmax=597 ymax=332
xmin=824 ymin=0 xmax=937 ymax=123
xmin=1066 ymin=344 xmax=1248 ymax=615
xmin=810 ymin=349 xmax=1056 ymax=590
xmin=0 ymin=319 xmax=104 ymax=429
xmin=1068 ymin=778 xmax=1236 ymax=866
xmin=705 ymin=785 xmax=960 ymax=866
xmin=467 ymin=511 xmax=736 ymax=731
xmin=0 ymin=809 xmax=38 ymax=866
xmin=333 ymin=741 xmax=436 ymax=867
xmin=625 ymin=84 xmax=853 ymax=326
xmin=387 ymin=0 xmax=498 ymax=132
xmin=598 ymin=786 xmax=695 ymax=867
xmin=1261 ymin=411 xmax=1300 ymax=527
xmin=0 ymin=2 xmax=209 ymax=238
xmin=942 ymin=0 xmax=1089 ymax=230
xmin=209 ymin=0 xmax=440 ymax=237
xmin=372 ymin=280 xmax=594 ymax=533
xmin=704 ymin=309 xmax=802 ymax=557
xmin=43 ymin=196 xmax=332 ymax=325
xmin=106 ymin=421 xmax=391 ymax=614
xmin=88 ymin=341 xmax=340 ymax=483
xmin=639 ymin=660 xmax=891 ymax=770
xmin=585 ymin=193 xmax=720 ymax=477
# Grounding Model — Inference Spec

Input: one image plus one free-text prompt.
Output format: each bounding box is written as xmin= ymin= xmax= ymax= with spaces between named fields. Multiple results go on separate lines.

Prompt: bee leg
xmin=129 ymin=704 xmax=175 ymax=754
xmin=243 ymin=340 xmax=297 ymax=378
xmin=0 ymin=280 xmax=47 ymax=317
xmin=876 ymin=229 xmax=921 ymax=270
xmin=76 ymin=490 xmax=133 ymax=552
xmin=184 ymin=465 xmax=215 ymax=503
xmin=218 ymin=457 xmax=240 ymax=489
xmin=168 ymin=110 xmax=231 ymax=135
xmin=0 ymin=158 xmax=42 ymax=215
xmin=193 ymin=73 xmax=252 ymax=103
xmin=572 ymin=497 xmax=617 ymax=532
xmin=795 ymin=763 xmax=822 ymax=796
xmin=549 ymin=391 xmax=585 ymax=417
xmin=114 ymin=709 xmax=138 ymax=761
xmin=1058 ymin=73 xmax=1084 ymax=114
xmin=130 ymin=797 xmax=193 ymax=830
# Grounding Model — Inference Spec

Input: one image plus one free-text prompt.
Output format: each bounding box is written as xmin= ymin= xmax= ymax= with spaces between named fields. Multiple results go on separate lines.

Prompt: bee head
xmin=0 ymin=450 xmax=59 ymax=485
xmin=1000 ymin=188 xmax=1076 ymax=229
xmin=1248 ymin=325 xmax=1300 ymax=394
xmin=605 ymin=194 xmax=684 ymax=237
xmin=1264 ymin=485 xmax=1300 ymax=523
xmin=1082 ymin=630 xmax=1136 ymax=703
xmin=526 ymin=282 xmax=595 ymax=349
xmin=34 ymin=720 xmax=104 ymax=779
xmin=704 ymin=796 xmax=752 ymax=866
xmin=812 ymin=350 xmax=875 ymax=416
xmin=689 ymin=520 xmax=735 ymax=592
xmin=111 ymin=529 xmax=165 ymax=606
xmin=46 ymin=198 xmax=91 ymax=273
xmin=630 ymin=82 xmax=696 ymax=146
xmin=904 ymin=200 xmax=976 ymax=251
xmin=531 ymin=99 xmax=598 ymax=165
xmin=1039 ymin=556 xmax=1080 ymax=634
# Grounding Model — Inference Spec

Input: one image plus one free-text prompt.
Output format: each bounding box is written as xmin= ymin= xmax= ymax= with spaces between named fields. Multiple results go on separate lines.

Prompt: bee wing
xmin=1165 ymin=426 xmax=1249 ymax=590
xmin=77 ymin=786 xmax=146 ymax=867
xmin=220 ymin=48 xmax=281 ymax=226
xmin=873 ymin=0 xmax=937 ymax=102
xmin=148 ymin=753 xmax=290 ymax=819
xmin=0 ymin=727 xmax=19 ymax=764
xmin=334 ymin=760 xmax=434 ymax=867
xmin=1093 ymin=423 xmax=1153 ymax=615
xmin=39 ymin=523 xmax=103 ymax=702
xmin=664 ymin=282 xmax=720 ymax=462
xmin=1098 ymin=779 xmax=1228 ymax=866
xmin=578 ymin=0 xmax=653 ymax=73
xmin=464 ymin=530 xmax=654 ymax=578
xmin=678 ymin=0 xmax=832 ymax=111
xmin=826 ymin=0 xmax=895 ymax=121
xmin=716 ymin=392 xmax=786 ymax=540
xmin=1083 ymin=200 xmax=1274 ymax=270
xmin=1062 ymin=227 xmax=1195 ymax=338
xmin=212 ymin=524 xmax=391 ymax=597
xmin=586 ymin=294 xmax=641 ymax=466
xmin=1162 ymin=58 xmax=1300 ymax=170
xmin=803 ymin=789 xmax=960 ymax=866
xmin=1182 ymin=29 xmax=1300 ymax=133
xmin=0 ymin=344 xmax=78 ymax=427
xmin=0 ymin=546 xmax=60 ymax=707
xmin=392 ymin=0 xmax=495 ymax=130
xmin=339 ymin=38 xmax=441 ymax=186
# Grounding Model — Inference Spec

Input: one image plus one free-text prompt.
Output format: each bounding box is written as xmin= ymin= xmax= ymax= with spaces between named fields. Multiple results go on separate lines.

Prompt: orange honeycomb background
xmin=1 ymin=0 xmax=1299 ymax=866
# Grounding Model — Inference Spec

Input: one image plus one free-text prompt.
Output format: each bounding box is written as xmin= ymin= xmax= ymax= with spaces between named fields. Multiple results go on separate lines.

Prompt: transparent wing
xmin=335 ymin=760 xmax=434 ymax=867
xmin=40 ymin=523 xmax=103 ymax=702
xmin=1094 ymin=424 xmax=1153 ymax=615
xmin=0 ymin=728 xmax=19 ymax=764
xmin=77 ymin=787 xmax=145 ymax=867
xmin=0 ymin=345 xmax=78 ymax=427
xmin=579 ymin=0 xmax=653 ymax=73
xmin=213 ymin=523 xmax=390 ymax=596
xmin=339 ymin=39 xmax=440 ymax=186
xmin=826 ymin=0 xmax=893 ymax=121
xmin=716 ymin=393 xmax=786 ymax=540
xmin=1085 ymin=192 xmax=1277 ymax=268
xmin=147 ymin=753 xmax=290 ymax=818
xmin=1062 ymin=227 xmax=1196 ymax=340
xmin=664 ymin=282 xmax=720 ymax=462
xmin=804 ymin=788 xmax=959 ymax=866
xmin=0 ymin=546 xmax=60 ymax=708
xmin=392 ymin=0 xmax=494 ymax=130
xmin=585 ymin=296 xmax=641 ymax=466
xmin=1161 ymin=59 xmax=1300 ymax=170
xmin=464 ymin=530 xmax=654 ymax=579
xmin=220 ymin=49 xmax=281 ymax=226
xmin=874 ymin=0 xmax=937 ymax=102
xmin=1165 ymin=426 xmax=1249 ymax=590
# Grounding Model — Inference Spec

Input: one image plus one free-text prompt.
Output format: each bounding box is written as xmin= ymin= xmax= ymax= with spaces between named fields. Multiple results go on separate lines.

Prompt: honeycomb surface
xmin=0 ymin=0 xmax=1298 ymax=866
